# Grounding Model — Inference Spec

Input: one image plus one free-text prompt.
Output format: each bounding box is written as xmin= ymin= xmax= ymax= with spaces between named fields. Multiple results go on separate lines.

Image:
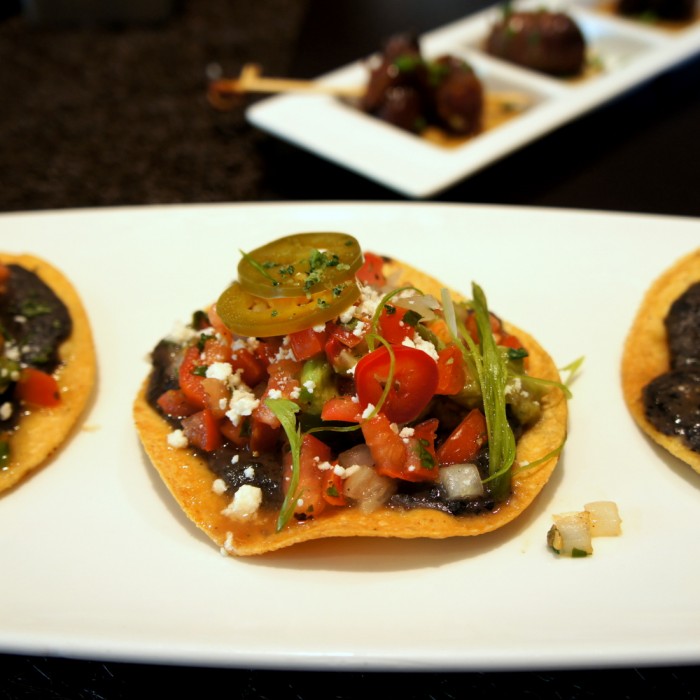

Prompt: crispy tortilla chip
xmin=0 ymin=254 xmax=96 ymax=493
xmin=621 ymin=248 xmax=700 ymax=473
xmin=134 ymin=258 xmax=567 ymax=555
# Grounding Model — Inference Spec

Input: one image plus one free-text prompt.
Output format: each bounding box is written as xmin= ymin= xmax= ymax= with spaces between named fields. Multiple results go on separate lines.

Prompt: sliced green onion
xmin=265 ymin=398 xmax=302 ymax=531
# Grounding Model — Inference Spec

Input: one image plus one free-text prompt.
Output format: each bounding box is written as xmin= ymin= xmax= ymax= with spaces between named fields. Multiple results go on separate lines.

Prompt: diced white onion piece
xmin=549 ymin=511 xmax=593 ymax=557
xmin=393 ymin=293 xmax=440 ymax=322
xmin=343 ymin=465 xmax=396 ymax=514
xmin=439 ymin=464 xmax=484 ymax=500
xmin=584 ymin=501 xmax=622 ymax=537
xmin=338 ymin=444 xmax=374 ymax=469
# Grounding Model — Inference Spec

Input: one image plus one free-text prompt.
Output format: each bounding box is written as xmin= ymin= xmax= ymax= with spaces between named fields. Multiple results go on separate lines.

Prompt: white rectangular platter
xmin=0 ymin=202 xmax=699 ymax=671
xmin=247 ymin=0 xmax=700 ymax=197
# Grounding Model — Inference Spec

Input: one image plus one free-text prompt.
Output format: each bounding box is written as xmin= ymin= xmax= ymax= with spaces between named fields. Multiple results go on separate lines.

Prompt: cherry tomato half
xmin=238 ymin=232 xmax=363 ymax=298
xmin=216 ymin=280 xmax=360 ymax=338
xmin=354 ymin=345 xmax=438 ymax=424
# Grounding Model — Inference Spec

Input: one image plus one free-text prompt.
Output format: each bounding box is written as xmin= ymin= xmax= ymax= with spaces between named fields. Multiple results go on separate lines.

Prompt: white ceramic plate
xmin=247 ymin=0 xmax=700 ymax=197
xmin=1 ymin=203 xmax=699 ymax=671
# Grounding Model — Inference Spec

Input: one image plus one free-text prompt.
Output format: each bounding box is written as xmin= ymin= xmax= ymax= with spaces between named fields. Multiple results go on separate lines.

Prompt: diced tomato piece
xmin=320 ymin=395 xmax=362 ymax=423
xmin=322 ymin=469 xmax=347 ymax=507
xmin=380 ymin=418 xmax=439 ymax=482
xmin=219 ymin=417 xmax=250 ymax=447
xmin=283 ymin=433 xmax=331 ymax=518
xmin=356 ymin=251 xmax=386 ymax=287
xmin=436 ymin=408 xmax=488 ymax=466
xmin=436 ymin=345 xmax=466 ymax=395
xmin=156 ymin=389 xmax=199 ymax=418
xmin=326 ymin=321 xmax=366 ymax=348
xmin=289 ymin=327 xmax=328 ymax=361
xmin=499 ymin=331 xmax=524 ymax=351
xmin=254 ymin=338 xmax=283 ymax=367
xmin=178 ymin=345 xmax=208 ymax=409
xmin=200 ymin=377 xmax=230 ymax=418
xmin=201 ymin=337 xmax=232 ymax=365
xmin=0 ymin=263 xmax=10 ymax=292
xmin=361 ymin=414 xmax=406 ymax=476
xmin=181 ymin=409 xmax=223 ymax=452
xmin=230 ymin=347 xmax=267 ymax=387
xmin=250 ymin=418 xmax=279 ymax=454
xmin=15 ymin=368 xmax=60 ymax=407
xmin=378 ymin=304 xmax=415 ymax=344
xmin=354 ymin=345 xmax=438 ymax=424
xmin=252 ymin=359 xmax=302 ymax=428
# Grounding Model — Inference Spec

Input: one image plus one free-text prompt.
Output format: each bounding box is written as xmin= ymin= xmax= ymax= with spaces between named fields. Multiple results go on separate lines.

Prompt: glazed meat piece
xmin=361 ymin=33 xmax=484 ymax=136
xmin=361 ymin=32 xmax=427 ymax=130
xmin=485 ymin=10 xmax=586 ymax=76
xmin=430 ymin=55 xmax=483 ymax=136
xmin=617 ymin=0 xmax=695 ymax=20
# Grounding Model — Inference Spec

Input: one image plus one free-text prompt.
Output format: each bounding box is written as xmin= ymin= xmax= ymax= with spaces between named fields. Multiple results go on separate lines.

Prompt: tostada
xmin=134 ymin=233 xmax=568 ymax=555
xmin=622 ymin=248 xmax=700 ymax=473
xmin=0 ymin=254 xmax=96 ymax=493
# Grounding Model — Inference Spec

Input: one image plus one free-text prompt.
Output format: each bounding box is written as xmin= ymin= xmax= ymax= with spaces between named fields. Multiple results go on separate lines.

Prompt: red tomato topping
xmin=356 ymin=251 xmax=386 ymax=287
xmin=361 ymin=414 xmax=406 ymax=475
xmin=156 ymin=389 xmax=199 ymax=418
xmin=181 ymin=409 xmax=223 ymax=452
xmin=15 ymin=368 xmax=60 ymax=408
xmin=320 ymin=395 xmax=363 ymax=423
xmin=283 ymin=433 xmax=332 ymax=518
xmin=436 ymin=408 xmax=488 ymax=466
xmin=326 ymin=321 xmax=366 ymax=348
xmin=380 ymin=418 xmax=440 ymax=482
xmin=289 ymin=326 xmax=328 ymax=361
xmin=354 ymin=345 xmax=438 ymax=424
xmin=230 ymin=347 xmax=267 ymax=387
xmin=378 ymin=305 xmax=415 ymax=344
xmin=435 ymin=345 xmax=466 ymax=395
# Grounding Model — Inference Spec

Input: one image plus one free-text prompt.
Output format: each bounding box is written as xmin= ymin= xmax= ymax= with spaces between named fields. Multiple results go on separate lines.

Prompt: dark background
xmin=2 ymin=0 xmax=700 ymax=697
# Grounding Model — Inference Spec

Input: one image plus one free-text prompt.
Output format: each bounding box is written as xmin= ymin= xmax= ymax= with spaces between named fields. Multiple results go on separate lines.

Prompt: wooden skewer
xmin=208 ymin=63 xmax=364 ymax=107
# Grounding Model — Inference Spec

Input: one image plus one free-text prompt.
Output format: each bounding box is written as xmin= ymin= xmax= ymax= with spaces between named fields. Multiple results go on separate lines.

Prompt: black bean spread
xmin=0 ymin=264 xmax=71 ymax=432
xmin=643 ymin=281 xmax=700 ymax=452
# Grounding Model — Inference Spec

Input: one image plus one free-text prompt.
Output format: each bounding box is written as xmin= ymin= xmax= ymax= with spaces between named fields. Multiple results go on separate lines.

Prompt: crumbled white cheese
xmin=221 ymin=531 xmax=236 ymax=556
xmin=289 ymin=386 xmax=301 ymax=400
xmin=221 ymin=485 xmax=263 ymax=519
xmin=361 ymin=403 xmax=375 ymax=420
xmin=303 ymin=379 xmax=316 ymax=394
xmin=232 ymin=337 xmax=260 ymax=352
xmin=313 ymin=323 xmax=326 ymax=333
xmin=206 ymin=361 xmax=233 ymax=382
xmin=352 ymin=320 xmax=366 ymax=337
xmin=212 ymin=478 xmax=228 ymax=495
xmin=225 ymin=387 xmax=260 ymax=426
xmin=0 ymin=402 xmax=12 ymax=421
xmin=267 ymin=388 xmax=283 ymax=400
xmin=399 ymin=427 xmax=415 ymax=438
xmin=243 ymin=465 xmax=255 ymax=479
xmin=401 ymin=334 xmax=439 ymax=361
xmin=167 ymin=429 xmax=188 ymax=449
xmin=231 ymin=454 xmax=239 ymax=465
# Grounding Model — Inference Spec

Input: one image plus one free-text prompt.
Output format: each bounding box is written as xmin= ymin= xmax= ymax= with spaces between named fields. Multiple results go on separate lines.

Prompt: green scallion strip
xmin=362 ymin=333 xmax=396 ymax=420
xmin=265 ymin=398 xmax=302 ymax=531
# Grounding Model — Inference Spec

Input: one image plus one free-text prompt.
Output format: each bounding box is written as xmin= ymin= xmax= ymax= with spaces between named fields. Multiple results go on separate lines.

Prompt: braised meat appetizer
xmin=485 ymin=9 xmax=586 ymax=77
xmin=361 ymin=33 xmax=483 ymax=136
